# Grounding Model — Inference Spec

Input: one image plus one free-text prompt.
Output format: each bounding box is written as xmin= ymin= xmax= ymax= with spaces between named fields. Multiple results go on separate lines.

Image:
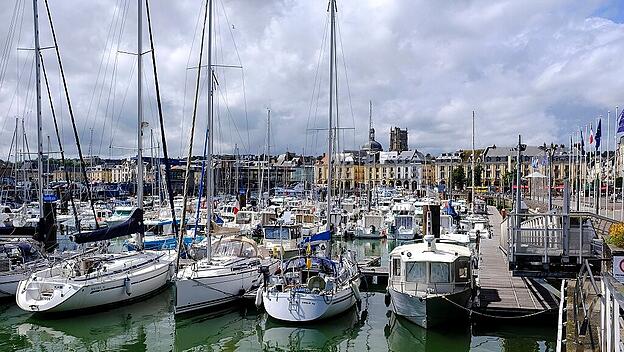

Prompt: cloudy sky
xmin=1 ymin=0 xmax=624 ymax=161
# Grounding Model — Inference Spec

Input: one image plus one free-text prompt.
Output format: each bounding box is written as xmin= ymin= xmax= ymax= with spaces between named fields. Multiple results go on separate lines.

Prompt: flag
xmin=595 ymin=119 xmax=602 ymax=150
xmin=580 ymin=129 xmax=585 ymax=153
xmin=589 ymin=124 xmax=594 ymax=145
xmin=618 ymin=109 xmax=624 ymax=134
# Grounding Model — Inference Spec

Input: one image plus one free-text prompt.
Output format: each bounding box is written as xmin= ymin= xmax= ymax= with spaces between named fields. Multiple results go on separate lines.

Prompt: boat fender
xmin=384 ymin=291 xmax=391 ymax=307
xmin=124 ymin=277 xmax=132 ymax=296
xmin=168 ymin=263 xmax=176 ymax=280
xmin=351 ymin=281 xmax=362 ymax=302
xmin=255 ymin=286 xmax=263 ymax=308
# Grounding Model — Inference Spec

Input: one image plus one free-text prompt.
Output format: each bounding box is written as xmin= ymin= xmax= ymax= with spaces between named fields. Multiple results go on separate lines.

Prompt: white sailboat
xmin=16 ymin=0 xmax=175 ymax=313
xmin=172 ymin=0 xmax=279 ymax=315
xmin=260 ymin=0 xmax=362 ymax=323
xmin=175 ymin=236 xmax=278 ymax=314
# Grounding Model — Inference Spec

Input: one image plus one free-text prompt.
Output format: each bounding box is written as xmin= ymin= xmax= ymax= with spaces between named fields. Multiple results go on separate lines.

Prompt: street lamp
xmin=538 ymin=142 xmax=558 ymax=211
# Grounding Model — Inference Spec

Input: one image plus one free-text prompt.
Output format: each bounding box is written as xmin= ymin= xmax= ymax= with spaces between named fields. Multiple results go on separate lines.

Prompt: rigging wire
xmin=40 ymin=54 xmax=80 ymax=233
xmin=145 ymin=0 xmax=179 ymax=237
xmin=218 ymin=0 xmax=250 ymax=155
xmin=179 ymin=0 xmax=206 ymax=157
xmin=43 ymin=0 xmax=100 ymax=227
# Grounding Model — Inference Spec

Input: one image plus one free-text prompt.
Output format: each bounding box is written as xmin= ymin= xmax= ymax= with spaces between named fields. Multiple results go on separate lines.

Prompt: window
xmin=392 ymin=258 xmax=401 ymax=276
xmin=405 ymin=262 xmax=426 ymax=282
xmin=430 ymin=262 xmax=450 ymax=283
xmin=455 ymin=260 xmax=469 ymax=282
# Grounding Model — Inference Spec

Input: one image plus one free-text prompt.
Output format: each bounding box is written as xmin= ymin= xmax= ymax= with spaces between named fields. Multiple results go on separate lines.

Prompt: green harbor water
xmin=0 ymin=240 xmax=556 ymax=351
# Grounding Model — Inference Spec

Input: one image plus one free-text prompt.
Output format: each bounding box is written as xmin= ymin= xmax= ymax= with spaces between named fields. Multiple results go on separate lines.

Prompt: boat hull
xmin=389 ymin=287 xmax=471 ymax=329
xmin=263 ymin=280 xmax=359 ymax=322
xmin=16 ymin=252 xmax=174 ymax=313
xmin=174 ymin=262 xmax=277 ymax=315
xmin=0 ymin=271 xmax=26 ymax=298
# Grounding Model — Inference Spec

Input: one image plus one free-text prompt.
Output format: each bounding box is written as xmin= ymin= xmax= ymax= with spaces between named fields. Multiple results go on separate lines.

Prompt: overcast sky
xmin=1 ymin=0 xmax=624 ymax=161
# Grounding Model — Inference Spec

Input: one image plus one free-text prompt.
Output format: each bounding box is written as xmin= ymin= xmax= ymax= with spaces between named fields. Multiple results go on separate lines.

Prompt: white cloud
xmin=0 ymin=0 xmax=623 ymax=160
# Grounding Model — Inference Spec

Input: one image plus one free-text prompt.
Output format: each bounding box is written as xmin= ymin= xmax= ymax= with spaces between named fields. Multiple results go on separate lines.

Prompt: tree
xmin=452 ymin=167 xmax=465 ymax=190
xmin=466 ymin=165 xmax=483 ymax=187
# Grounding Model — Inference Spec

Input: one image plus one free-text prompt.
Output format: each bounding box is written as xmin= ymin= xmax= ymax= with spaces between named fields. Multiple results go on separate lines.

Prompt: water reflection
xmin=9 ymin=288 xmax=173 ymax=351
xmin=0 ymin=252 xmax=555 ymax=352
xmin=385 ymin=313 xmax=471 ymax=352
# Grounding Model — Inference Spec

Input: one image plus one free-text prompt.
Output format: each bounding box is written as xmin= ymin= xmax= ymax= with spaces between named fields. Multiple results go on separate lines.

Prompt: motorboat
xmin=355 ymin=211 xmax=386 ymax=239
xmin=388 ymin=202 xmax=418 ymax=240
xmin=386 ymin=235 xmax=474 ymax=328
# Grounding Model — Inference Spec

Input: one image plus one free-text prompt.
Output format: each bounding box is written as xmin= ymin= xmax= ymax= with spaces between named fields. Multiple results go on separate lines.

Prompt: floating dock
xmin=474 ymin=206 xmax=558 ymax=317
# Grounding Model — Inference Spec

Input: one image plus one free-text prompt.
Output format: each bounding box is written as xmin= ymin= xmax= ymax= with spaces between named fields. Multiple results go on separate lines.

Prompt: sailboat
xmin=173 ymin=0 xmax=279 ymax=315
xmin=260 ymin=0 xmax=362 ymax=323
xmin=16 ymin=0 xmax=175 ymax=313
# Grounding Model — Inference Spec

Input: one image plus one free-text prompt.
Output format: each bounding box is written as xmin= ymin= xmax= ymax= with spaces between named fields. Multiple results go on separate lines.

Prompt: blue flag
xmin=618 ymin=109 xmax=624 ymax=134
xmin=596 ymin=119 xmax=602 ymax=150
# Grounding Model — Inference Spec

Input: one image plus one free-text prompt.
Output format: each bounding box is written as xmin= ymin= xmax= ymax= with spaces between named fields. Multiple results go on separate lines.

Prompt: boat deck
xmin=475 ymin=206 xmax=558 ymax=316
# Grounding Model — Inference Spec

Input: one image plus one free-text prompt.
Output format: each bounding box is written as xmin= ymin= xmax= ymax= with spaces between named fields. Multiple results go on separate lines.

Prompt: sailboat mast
xmin=137 ymin=0 xmax=144 ymax=212
xmin=33 ymin=0 xmax=44 ymax=218
xmin=326 ymin=0 xmax=336 ymax=232
xmin=206 ymin=0 xmax=214 ymax=261
xmin=471 ymin=110 xmax=475 ymax=212
xmin=267 ymin=108 xmax=271 ymax=200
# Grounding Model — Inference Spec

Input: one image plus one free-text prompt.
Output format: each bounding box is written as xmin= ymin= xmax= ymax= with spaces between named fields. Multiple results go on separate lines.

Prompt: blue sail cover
xmin=299 ymin=230 xmax=331 ymax=249
xmin=73 ymin=208 xmax=143 ymax=244
xmin=282 ymin=255 xmax=336 ymax=274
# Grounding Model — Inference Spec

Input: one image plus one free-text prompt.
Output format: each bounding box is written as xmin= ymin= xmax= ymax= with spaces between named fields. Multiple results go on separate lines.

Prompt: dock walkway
xmin=476 ymin=206 xmax=558 ymax=315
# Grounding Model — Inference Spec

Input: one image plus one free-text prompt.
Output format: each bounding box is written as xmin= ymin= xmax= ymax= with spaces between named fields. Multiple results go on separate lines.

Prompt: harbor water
xmin=0 ymin=240 xmax=555 ymax=351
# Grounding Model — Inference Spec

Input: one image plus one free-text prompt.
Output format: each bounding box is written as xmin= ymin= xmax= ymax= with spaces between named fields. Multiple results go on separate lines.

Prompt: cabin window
xmin=405 ymin=262 xmax=426 ymax=282
xmin=392 ymin=258 xmax=401 ymax=276
xmin=264 ymin=227 xmax=290 ymax=240
xmin=430 ymin=262 xmax=450 ymax=283
xmin=455 ymin=260 xmax=469 ymax=282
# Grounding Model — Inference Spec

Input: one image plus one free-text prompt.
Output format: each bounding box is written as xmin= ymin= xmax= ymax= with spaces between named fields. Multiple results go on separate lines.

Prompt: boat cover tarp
xmin=299 ymin=230 xmax=331 ymax=249
xmin=283 ymin=255 xmax=336 ymax=274
xmin=73 ymin=208 xmax=143 ymax=244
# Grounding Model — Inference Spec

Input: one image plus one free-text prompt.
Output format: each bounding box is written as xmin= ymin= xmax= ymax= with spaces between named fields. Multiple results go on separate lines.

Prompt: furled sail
xmin=73 ymin=208 xmax=143 ymax=244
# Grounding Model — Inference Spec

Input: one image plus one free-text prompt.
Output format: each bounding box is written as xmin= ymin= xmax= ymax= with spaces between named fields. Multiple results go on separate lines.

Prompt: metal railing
xmin=507 ymin=212 xmax=615 ymax=271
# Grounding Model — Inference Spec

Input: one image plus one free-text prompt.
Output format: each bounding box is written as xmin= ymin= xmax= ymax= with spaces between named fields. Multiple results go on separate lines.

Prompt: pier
xmin=474 ymin=206 xmax=559 ymax=316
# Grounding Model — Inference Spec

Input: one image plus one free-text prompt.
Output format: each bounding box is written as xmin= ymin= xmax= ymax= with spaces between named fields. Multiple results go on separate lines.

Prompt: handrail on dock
xmin=506 ymin=211 xmax=616 ymax=276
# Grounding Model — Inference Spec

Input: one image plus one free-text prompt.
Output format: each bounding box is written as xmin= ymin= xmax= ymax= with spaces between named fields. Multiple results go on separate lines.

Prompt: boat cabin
xmin=389 ymin=239 xmax=472 ymax=295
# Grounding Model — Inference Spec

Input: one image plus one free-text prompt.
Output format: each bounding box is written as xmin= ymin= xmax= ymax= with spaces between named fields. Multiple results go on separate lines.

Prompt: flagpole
xmin=569 ymin=134 xmax=572 ymax=207
xmin=607 ymin=110 xmax=612 ymax=219
xmin=576 ymin=129 xmax=581 ymax=210
xmin=584 ymin=124 xmax=588 ymax=211
xmin=591 ymin=121 xmax=596 ymax=215
xmin=615 ymin=106 xmax=624 ymax=221
xmin=600 ymin=116 xmax=603 ymax=216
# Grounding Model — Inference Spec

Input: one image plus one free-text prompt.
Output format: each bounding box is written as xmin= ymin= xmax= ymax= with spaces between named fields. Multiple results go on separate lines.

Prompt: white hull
xmin=175 ymin=260 xmax=278 ymax=315
xmin=263 ymin=279 xmax=359 ymax=322
xmin=16 ymin=251 xmax=174 ymax=313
